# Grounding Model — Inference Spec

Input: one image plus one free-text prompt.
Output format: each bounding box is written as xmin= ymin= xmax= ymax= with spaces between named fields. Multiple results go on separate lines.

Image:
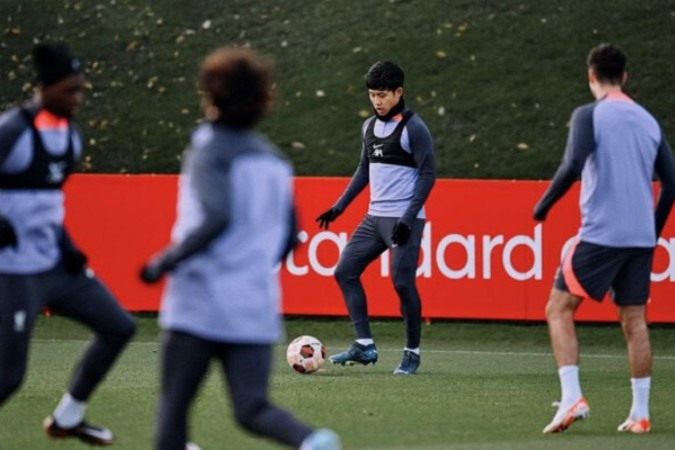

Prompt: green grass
xmin=0 ymin=1 xmax=673 ymax=178
xmin=2 ymin=316 xmax=675 ymax=449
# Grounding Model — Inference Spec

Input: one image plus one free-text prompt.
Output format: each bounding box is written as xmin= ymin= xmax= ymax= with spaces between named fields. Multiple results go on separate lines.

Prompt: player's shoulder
xmin=190 ymin=122 xmax=216 ymax=150
xmin=361 ymin=115 xmax=377 ymax=134
xmin=0 ymin=106 xmax=29 ymax=136
xmin=0 ymin=106 xmax=32 ymax=153
xmin=569 ymin=101 xmax=597 ymax=124
xmin=403 ymin=109 xmax=432 ymax=136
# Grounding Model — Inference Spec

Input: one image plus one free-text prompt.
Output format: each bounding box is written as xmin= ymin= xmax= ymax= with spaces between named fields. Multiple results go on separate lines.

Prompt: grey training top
xmin=159 ymin=122 xmax=295 ymax=344
xmin=535 ymin=92 xmax=675 ymax=247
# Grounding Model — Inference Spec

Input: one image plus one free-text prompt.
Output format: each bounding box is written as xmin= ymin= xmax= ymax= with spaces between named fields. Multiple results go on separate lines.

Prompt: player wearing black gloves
xmin=0 ymin=42 xmax=135 ymax=446
xmin=317 ymin=60 xmax=435 ymax=375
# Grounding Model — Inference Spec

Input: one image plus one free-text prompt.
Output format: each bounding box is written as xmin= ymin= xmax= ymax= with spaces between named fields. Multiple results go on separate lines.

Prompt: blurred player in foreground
xmin=0 ymin=42 xmax=136 ymax=445
xmin=316 ymin=60 xmax=435 ymax=375
xmin=140 ymin=47 xmax=341 ymax=450
xmin=534 ymin=43 xmax=675 ymax=434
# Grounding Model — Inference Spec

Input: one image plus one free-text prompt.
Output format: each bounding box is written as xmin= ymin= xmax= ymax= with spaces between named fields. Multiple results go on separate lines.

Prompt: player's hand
xmin=391 ymin=221 xmax=411 ymax=247
xmin=315 ymin=207 xmax=342 ymax=230
xmin=140 ymin=256 xmax=167 ymax=284
xmin=62 ymin=249 xmax=88 ymax=274
xmin=533 ymin=204 xmax=547 ymax=221
xmin=0 ymin=217 xmax=18 ymax=249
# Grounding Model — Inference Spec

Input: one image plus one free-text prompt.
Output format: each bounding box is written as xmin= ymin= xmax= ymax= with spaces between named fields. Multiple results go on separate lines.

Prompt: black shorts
xmin=554 ymin=239 xmax=654 ymax=305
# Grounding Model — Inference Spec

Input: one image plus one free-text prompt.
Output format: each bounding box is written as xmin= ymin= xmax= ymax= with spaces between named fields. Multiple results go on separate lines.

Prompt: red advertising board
xmin=64 ymin=175 xmax=675 ymax=322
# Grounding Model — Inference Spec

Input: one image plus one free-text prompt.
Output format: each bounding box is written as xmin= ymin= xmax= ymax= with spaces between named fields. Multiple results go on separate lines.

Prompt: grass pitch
xmin=1 ymin=316 xmax=675 ymax=449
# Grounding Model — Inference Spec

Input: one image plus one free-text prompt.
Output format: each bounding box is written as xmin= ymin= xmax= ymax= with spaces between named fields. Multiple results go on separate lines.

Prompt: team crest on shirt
xmin=47 ymin=161 xmax=67 ymax=183
xmin=372 ymin=143 xmax=384 ymax=158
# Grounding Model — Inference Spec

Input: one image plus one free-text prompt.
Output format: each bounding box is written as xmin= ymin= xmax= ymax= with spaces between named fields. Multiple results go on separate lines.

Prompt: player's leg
xmin=155 ymin=331 xmax=213 ymax=450
xmin=0 ymin=274 xmax=44 ymax=405
xmin=543 ymin=241 xmax=626 ymax=433
xmin=542 ymin=240 xmax=593 ymax=433
xmin=542 ymin=287 xmax=589 ymax=433
xmin=218 ymin=343 xmax=340 ymax=450
xmin=44 ymin=266 xmax=136 ymax=444
xmin=330 ymin=215 xmax=387 ymax=365
xmin=614 ymin=248 xmax=653 ymax=433
xmin=384 ymin=217 xmax=424 ymax=375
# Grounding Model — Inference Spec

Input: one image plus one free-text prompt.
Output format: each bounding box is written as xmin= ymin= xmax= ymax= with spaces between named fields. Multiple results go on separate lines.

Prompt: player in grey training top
xmin=317 ymin=61 xmax=435 ymax=375
xmin=0 ymin=42 xmax=136 ymax=446
xmin=141 ymin=47 xmax=340 ymax=450
xmin=534 ymin=43 xmax=675 ymax=434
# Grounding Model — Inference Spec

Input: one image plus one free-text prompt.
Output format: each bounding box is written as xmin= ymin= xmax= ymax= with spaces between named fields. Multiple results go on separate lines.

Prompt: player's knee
xmin=392 ymin=273 xmax=415 ymax=296
xmin=234 ymin=399 xmax=267 ymax=432
xmin=545 ymin=289 xmax=576 ymax=321
xmin=108 ymin=315 xmax=137 ymax=345
xmin=334 ymin=263 xmax=356 ymax=286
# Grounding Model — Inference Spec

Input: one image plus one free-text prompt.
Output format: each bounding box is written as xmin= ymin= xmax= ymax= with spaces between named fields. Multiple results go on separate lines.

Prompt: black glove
xmin=59 ymin=228 xmax=88 ymax=274
xmin=0 ymin=217 xmax=18 ymax=249
xmin=140 ymin=255 xmax=170 ymax=284
xmin=315 ymin=207 xmax=342 ymax=230
xmin=391 ymin=221 xmax=412 ymax=247
xmin=533 ymin=203 xmax=548 ymax=221
xmin=62 ymin=249 xmax=88 ymax=274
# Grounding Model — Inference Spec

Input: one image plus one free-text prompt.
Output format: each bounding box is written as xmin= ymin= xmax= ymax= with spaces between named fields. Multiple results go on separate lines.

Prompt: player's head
xmin=33 ymin=41 xmax=85 ymax=118
xmin=587 ymin=43 xmax=627 ymax=90
xmin=365 ymin=61 xmax=405 ymax=117
xmin=365 ymin=61 xmax=404 ymax=91
xmin=199 ymin=47 xmax=273 ymax=128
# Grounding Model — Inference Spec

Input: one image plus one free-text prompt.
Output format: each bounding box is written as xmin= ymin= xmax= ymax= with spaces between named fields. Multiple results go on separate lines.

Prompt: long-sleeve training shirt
xmin=334 ymin=108 xmax=436 ymax=225
xmin=534 ymin=92 xmax=675 ymax=247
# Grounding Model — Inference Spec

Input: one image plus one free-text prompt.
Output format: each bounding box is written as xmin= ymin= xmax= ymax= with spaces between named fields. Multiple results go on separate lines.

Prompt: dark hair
xmin=199 ymin=47 xmax=273 ymax=128
xmin=365 ymin=60 xmax=404 ymax=91
xmin=587 ymin=43 xmax=626 ymax=84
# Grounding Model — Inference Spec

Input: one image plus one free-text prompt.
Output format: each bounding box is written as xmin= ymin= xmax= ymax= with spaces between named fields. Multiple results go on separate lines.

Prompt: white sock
xmin=356 ymin=338 xmax=374 ymax=346
xmin=53 ymin=393 xmax=86 ymax=428
xmin=629 ymin=377 xmax=651 ymax=419
xmin=404 ymin=347 xmax=420 ymax=355
xmin=558 ymin=365 xmax=582 ymax=405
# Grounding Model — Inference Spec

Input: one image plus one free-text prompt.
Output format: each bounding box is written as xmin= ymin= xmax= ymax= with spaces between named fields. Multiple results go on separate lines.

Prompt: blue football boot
xmin=393 ymin=350 xmax=420 ymax=375
xmin=328 ymin=342 xmax=378 ymax=366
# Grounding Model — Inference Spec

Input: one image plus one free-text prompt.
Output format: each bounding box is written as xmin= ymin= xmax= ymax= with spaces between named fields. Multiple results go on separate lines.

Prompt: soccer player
xmin=140 ymin=47 xmax=341 ymax=450
xmin=534 ymin=43 xmax=675 ymax=434
xmin=317 ymin=61 xmax=435 ymax=375
xmin=0 ymin=42 xmax=136 ymax=445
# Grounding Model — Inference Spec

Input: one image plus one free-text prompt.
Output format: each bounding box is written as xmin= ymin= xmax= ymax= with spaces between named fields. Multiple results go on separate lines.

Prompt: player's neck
xmin=593 ymin=84 xmax=623 ymax=100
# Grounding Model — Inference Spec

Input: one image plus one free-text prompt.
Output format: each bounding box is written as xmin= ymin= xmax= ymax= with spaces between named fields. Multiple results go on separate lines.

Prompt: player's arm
xmin=0 ymin=109 xmax=29 ymax=248
xmin=400 ymin=117 xmax=435 ymax=226
xmin=0 ymin=109 xmax=28 ymax=170
xmin=334 ymin=140 xmax=369 ymax=212
xmin=280 ymin=202 xmax=300 ymax=262
xmin=141 ymin=147 xmax=231 ymax=281
xmin=533 ymin=105 xmax=595 ymax=221
xmin=653 ymin=133 xmax=675 ymax=237
xmin=316 ymin=126 xmax=370 ymax=229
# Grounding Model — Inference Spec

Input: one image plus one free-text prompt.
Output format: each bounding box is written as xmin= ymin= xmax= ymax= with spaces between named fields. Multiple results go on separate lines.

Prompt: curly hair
xmin=199 ymin=47 xmax=273 ymax=128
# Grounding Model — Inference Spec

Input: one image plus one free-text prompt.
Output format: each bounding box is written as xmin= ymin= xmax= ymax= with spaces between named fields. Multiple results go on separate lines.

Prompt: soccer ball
xmin=286 ymin=335 xmax=326 ymax=374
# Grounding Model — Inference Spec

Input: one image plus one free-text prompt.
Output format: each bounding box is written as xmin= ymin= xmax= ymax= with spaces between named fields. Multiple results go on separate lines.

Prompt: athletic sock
xmin=558 ymin=365 xmax=582 ymax=406
xmin=629 ymin=377 xmax=651 ymax=419
xmin=53 ymin=392 xmax=86 ymax=428
xmin=356 ymin=338 xmax=374 ymax=346
xmin=404 ymin=347 xmax=420 ymax=355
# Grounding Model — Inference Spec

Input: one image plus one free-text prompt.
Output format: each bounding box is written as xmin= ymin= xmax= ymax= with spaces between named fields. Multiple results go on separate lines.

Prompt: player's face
xmin=40 ymin=74 xmax=85 ymax=118
xmin=368 ymin=87 xmax=403 ymax=116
